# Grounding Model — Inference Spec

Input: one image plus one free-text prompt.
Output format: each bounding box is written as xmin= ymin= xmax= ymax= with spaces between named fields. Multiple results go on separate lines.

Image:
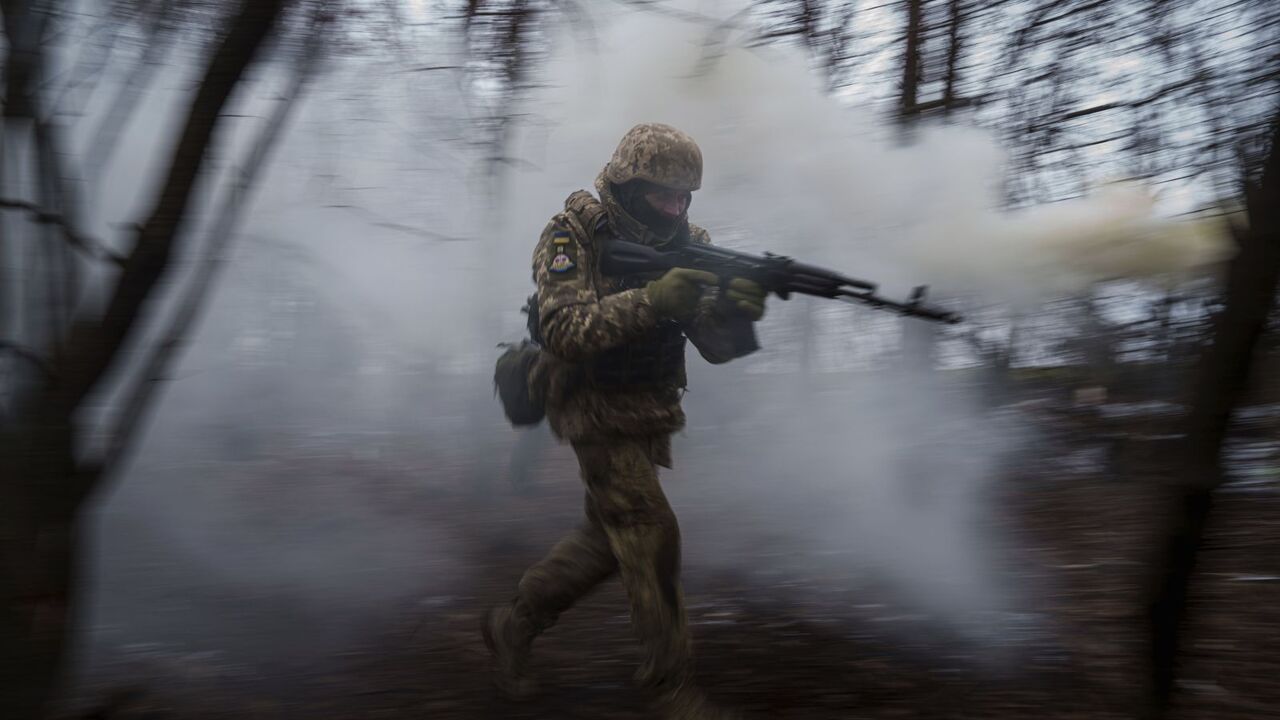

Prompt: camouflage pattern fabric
xmin=532 ymin=182 xmax=759 ymax=443
xmin=497 ymin=126 xmax=757 ymax=713
xmin=512 ymin=437 xmax=691 ymax=689
xmin=605 ymin=122 xmax=703 ymax=192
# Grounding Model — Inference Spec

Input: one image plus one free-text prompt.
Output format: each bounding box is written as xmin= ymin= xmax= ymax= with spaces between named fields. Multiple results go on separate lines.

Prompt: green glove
xmin=723 ymin=277 xmax=766 ymax=321
xmin=646 ymin=268 xmax=718 ymax=320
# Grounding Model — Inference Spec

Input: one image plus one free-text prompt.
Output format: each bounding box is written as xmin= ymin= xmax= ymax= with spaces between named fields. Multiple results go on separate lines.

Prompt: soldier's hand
xmin=723 ymin=277 xmax=766 ymax=321
xmin=646 ymin=268 xmax=718 ymax=320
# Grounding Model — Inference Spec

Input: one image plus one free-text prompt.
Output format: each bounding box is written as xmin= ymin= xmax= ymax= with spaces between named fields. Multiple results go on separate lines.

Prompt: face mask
xmin=616 ymin=180 xmax=692 ymax=235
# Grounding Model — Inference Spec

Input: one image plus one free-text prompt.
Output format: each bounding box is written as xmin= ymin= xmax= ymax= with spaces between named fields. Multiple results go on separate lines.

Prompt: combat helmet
xmin=605 ymin=123 xmax=702 ymax=192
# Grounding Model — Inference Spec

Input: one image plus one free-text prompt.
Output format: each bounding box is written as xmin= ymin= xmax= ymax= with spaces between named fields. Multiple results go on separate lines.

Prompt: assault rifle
xmin=600 ymin=238 xmax=962 ymax=324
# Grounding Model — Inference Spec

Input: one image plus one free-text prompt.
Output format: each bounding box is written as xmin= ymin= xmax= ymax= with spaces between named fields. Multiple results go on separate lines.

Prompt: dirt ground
xmin=68 ymin=413 xmax=1280 ymax=720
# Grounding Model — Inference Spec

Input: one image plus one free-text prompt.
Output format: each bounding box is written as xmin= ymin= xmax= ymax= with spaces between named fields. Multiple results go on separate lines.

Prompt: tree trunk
xmin=0 ymin=2 xmax=288 ymax=715
xmin=100 ymin=2 xmax=328 ymax=487
xmin=942 ymin=0 xmax=964 ymax=114
xmin=898 ymin=0 xmax=923 ymax=125
xmin=0 ymin=1 xmax=52 ymax=375
xmin=1141 ymin=116 xmax=1280 ymax=720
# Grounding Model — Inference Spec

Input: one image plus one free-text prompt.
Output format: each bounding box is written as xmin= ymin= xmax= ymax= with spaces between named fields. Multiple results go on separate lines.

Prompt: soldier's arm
xmin=681 ymin=226 xmax=761 ymax=364
xmin=534 ymin=221 xmax=659 ymax=362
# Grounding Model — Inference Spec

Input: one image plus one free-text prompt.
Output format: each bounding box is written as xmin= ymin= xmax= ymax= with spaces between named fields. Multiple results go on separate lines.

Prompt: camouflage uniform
xmin=486 ymin=124 xmax=758 ymax=707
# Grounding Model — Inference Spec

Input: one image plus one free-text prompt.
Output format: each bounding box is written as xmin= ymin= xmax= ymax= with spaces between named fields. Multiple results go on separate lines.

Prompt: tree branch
xmin=48 ymin=0 xmax=290 ymax=421
xmin=0 ymin=197 xmax=126 ymax=266
xmin=1052 ymin=75 xmax=1205 ymax=125
xmin=87 ymin=0 xmax=178 ymax=186
xmin=97 ymin=0 xmax=330 ymax=484
xmin=897 ymin=0 xmax=923 ymax=125
xmin=0 ymin=341 xmax=54 ymax=378
xmin=323 ymin=203 xmax=470 ymax=242
xmin=1143 ymin=113 xmax=1280 ymax=720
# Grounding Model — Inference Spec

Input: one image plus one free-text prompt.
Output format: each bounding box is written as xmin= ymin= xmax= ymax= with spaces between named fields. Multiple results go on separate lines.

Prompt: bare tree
xmin=1143 ymin=114 xmax=1280 ymax=720
xmin=0 ymin=1 xmax=291 ymax=714
xmin=85 ymin=0 xmax=180 ymax=188
xmin=103 ymin=1 xmax=331 ymax=484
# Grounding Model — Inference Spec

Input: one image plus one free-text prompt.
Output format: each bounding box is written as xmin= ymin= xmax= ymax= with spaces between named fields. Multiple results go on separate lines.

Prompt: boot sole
xmin=481 ymin=606 xmax=538 ymax=700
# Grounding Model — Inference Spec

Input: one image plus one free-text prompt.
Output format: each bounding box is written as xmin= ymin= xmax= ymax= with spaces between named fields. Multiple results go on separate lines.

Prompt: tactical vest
xmin=563 ymin=191 xmax=688 ymax=389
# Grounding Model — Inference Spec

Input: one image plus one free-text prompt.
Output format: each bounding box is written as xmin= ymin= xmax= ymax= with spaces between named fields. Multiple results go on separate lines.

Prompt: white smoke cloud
xmin=490 ymin=4 xmax=1234 ymax=650
xmin=73 ymin=0 xmax=1236 ymax=681
xmin=503 ymin=6 xmax=1234 ymax=308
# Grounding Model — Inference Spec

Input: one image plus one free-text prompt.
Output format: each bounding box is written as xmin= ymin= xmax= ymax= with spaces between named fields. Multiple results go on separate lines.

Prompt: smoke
xmin=72 ymin=53 xmax=492 ymax=689
xmin=488 ymin=5 xmax=1233 ymax=650
xmin=499 ymin=7 xmax=1233 ymax=307
xmin=69 ymin=0 xmax=1237 ymax=692
xmin=911 ymin=181 xmax=1235 ymax=299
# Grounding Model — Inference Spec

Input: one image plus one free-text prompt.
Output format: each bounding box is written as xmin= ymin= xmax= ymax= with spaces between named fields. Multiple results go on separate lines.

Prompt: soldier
xmin=483 ymin=123 xmax=766 ymax=719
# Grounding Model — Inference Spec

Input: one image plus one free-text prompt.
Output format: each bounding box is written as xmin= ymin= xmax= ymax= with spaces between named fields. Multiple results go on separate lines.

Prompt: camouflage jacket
xmin=531 ymin=174 xmax=759 ymax=452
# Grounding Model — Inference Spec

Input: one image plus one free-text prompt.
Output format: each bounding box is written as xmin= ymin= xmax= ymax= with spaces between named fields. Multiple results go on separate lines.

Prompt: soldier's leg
xmin=572 ymin=438 xmax=693 ymax=691
xmin=485 ymin=494 xmax=617 ymax=698
xmin=515 ymin=493 xmax=619 ymax=625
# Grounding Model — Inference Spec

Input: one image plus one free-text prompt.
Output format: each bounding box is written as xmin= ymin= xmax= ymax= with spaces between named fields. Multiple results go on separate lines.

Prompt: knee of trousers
xmin=606 ymin=520 xmax=684 ymax=618
xmin=515 ymin=570 xmax=572 ymax=629
xmin=516 ymin=534 xmax=614 ymax=621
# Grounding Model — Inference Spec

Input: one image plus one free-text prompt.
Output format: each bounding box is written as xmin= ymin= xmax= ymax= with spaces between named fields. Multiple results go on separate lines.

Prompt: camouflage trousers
xmin=512 ymin=435 xmax=692 ymax=689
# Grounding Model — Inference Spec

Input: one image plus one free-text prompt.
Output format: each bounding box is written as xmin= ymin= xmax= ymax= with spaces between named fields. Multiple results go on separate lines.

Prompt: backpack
xmin=494 ymin=191 xmax=602 ymax=427
xmin=493 ymin=295 xmax=546 ymax=426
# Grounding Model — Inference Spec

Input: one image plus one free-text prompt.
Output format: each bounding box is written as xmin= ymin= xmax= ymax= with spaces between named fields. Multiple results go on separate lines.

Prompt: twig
xmin=96 ymin=0 xmax=329 ymax=483
xmin=47 ymin=0 xmax=133 ymax=117
xmin=87 ymin=0 xmax=178 ymax=186
xmin=50 ymin=0 xmax=290 ymax=488
xmin=609 ymin=0 xmax=745 ymax=28
xmin=1053 ymin=75 xmax=1205 ymax=124
xmin=0 ymin=197 xmax=126 ymax=266
xmin=323 ymin=204 xmax=470 ymax=242
xmin=401 ymin=65 xmax=462 ymax=73
xmin=0 ymin=341 xmax=54 ymax=378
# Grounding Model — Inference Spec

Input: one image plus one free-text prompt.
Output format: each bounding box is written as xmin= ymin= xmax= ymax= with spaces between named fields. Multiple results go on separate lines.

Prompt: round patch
xmin=549 ymin=251 xmax=576 ymax=273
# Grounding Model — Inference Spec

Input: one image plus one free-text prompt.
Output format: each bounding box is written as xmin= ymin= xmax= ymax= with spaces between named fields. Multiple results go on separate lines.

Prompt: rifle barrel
xmin=836 ymin=289 xmax=962 ymax=324
xmin=600 ymin=238 xmax=962 ymax=324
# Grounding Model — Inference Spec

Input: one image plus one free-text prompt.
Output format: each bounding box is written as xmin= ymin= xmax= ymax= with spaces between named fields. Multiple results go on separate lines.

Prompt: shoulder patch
xmin=548 ymin=234 xmax=578 ymax=274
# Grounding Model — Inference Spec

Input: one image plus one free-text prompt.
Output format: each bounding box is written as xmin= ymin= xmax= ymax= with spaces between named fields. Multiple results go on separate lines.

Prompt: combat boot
xmin=481 ymin=601 xmax=539 ymax=699
xmin=654 ymin=683 xmax=742 ymax=720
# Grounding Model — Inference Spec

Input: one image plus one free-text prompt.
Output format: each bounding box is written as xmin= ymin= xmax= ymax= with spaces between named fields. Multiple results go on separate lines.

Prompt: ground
xmin=66 ymin=403 xmax=1280 ymax=719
